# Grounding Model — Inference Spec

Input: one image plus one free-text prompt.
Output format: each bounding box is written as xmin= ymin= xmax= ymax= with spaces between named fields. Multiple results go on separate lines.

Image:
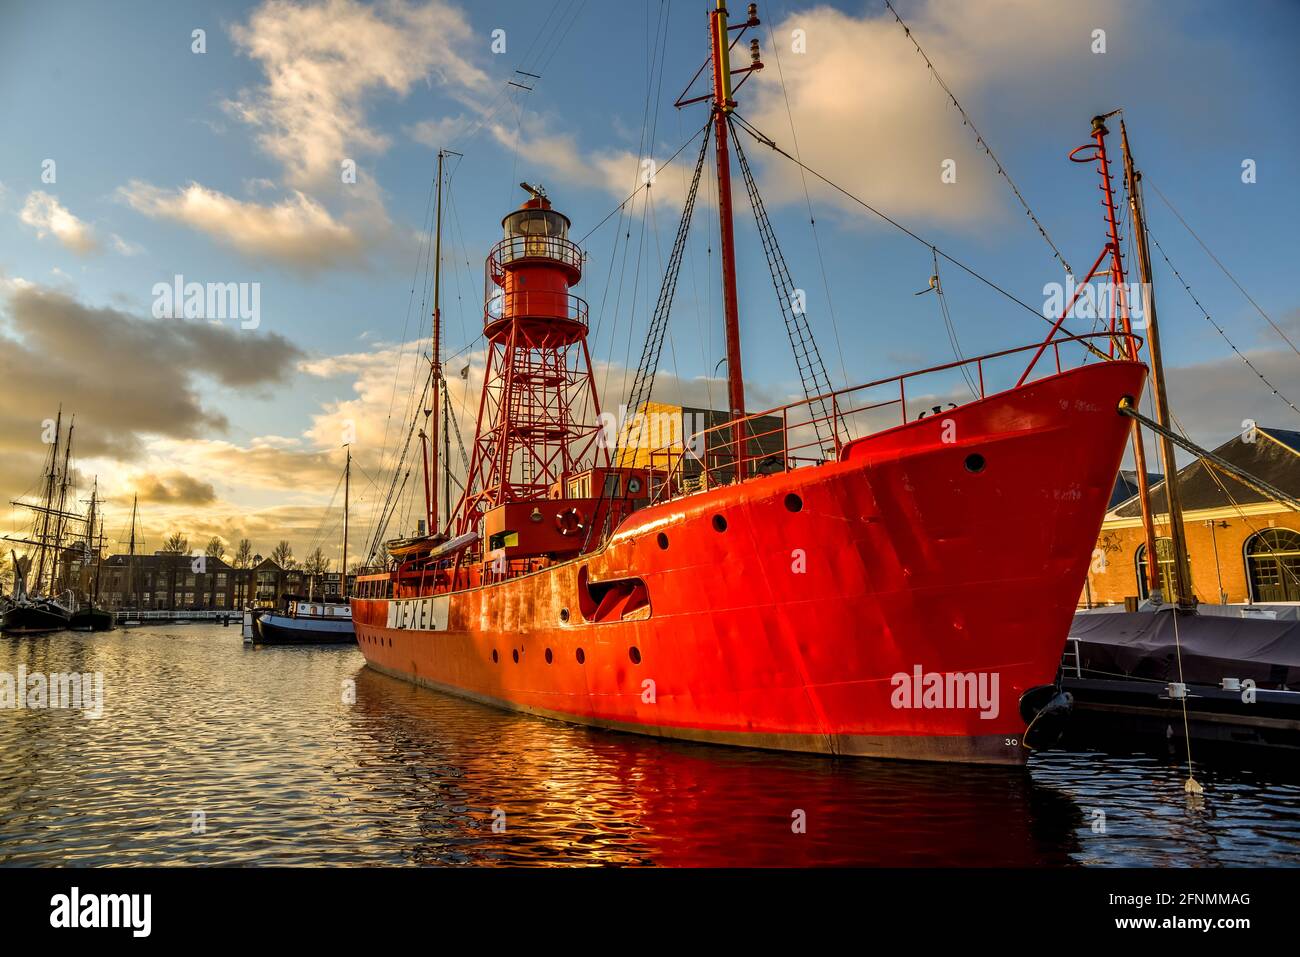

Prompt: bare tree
xmin=233 ymin=539 xmax=253 ymax=569
xmin=204 ymin=536 xmax=226 ymax=561
xmin=302 ymin=547 xmax=330 ymax=577
xmin=270 ymin=540 xmax=295 ymax=569
xmin=161 ymin=531 xmax=189 ymax=554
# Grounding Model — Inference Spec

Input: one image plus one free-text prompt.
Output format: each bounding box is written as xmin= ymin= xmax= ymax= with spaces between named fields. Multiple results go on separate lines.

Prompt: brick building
xmin=1083 ymin=427 xmax=1300 ymax=606
xmin=95 ymin=554 xmax=348 ymax=610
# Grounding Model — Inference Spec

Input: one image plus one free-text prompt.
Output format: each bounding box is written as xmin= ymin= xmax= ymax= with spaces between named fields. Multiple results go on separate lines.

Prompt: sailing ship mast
xmin=416 ymin=149 xmax=449 ymax=540
xmin=84 ymin=479 xmax=103 ymax=607
xmin=709 ymin=2 xmax=761 ymax=479
xmin=49 ymin=418 xmax=75 ymax=597
xmin=126 ymin=494 xmax=139 ymax=610
xmin=31 ymin=407 xmax=62 ymax=596
xmin=341 ymin=445 xmax=350 ymax=598
xmin=710 ymin=3 xmax=748 ymax=432
xmin=1121 ymin=119 xmax=1193 ymax=606
xmin=430 ymin=148 xmax=444 ymax=535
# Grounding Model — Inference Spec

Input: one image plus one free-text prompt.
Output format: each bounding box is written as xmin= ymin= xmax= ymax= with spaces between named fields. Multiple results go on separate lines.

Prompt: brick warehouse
xmin=1083 ymin=427 xmax=1300 ymax=606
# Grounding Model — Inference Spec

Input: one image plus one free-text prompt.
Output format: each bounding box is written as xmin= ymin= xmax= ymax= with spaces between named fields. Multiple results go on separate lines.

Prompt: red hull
xmin=353 ymin=361 xmax=1146 ymax=765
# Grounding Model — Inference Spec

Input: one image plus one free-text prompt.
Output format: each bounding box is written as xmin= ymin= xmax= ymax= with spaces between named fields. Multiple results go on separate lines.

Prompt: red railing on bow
xmin=644 ymin=332 xmax=1139 ymax=502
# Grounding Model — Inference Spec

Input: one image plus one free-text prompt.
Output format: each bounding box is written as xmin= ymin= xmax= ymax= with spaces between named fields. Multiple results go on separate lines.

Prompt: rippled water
xmin=1 ymin=624 xmax=1297 ymax=866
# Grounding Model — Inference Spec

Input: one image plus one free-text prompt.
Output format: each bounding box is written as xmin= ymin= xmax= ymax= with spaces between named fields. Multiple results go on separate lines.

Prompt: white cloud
xmin=743 ymin=0 xmax=1132 ymax=226
xmin=19 ymin=191 xmax=101 ymax=254
xmin=111 ymin=233 xmax=144 ymax=256
xmin=118 ymin=180 xmax=363 ymax=271
xmin=117 ymin=0 xmax=492 ymax=272
xmin=226 ymin=0 xmax=489 ymax=191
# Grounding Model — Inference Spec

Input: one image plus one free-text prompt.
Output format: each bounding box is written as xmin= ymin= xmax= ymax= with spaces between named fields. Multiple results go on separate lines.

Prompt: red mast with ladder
xmin=676 ymin=2 xmax=765 ymax=478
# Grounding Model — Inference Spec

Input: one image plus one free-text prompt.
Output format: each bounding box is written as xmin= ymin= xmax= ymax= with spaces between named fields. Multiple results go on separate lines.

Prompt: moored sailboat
xmin=250 ymin=448 xmax=356 ymax=645
xmin=2 ymin=409 xmax=76 ymax=636
xmin=68 ymin=481 xmax=114 ymax=632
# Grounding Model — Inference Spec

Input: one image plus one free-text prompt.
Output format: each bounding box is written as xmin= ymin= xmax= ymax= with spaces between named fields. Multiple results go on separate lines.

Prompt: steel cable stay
xmin=617 ymin=123 xmax=713 ymax=467
xmin=728 ymin=112 xmax=1110 ymax=363
xmin=1147 ymin=178 xmax=1300 ymax=358
xmin=763 ymin=15 xmax=851 ymax=393
xmin=1118 ymin=400 xmax=1300 ymax=514
xmin=1146 ymin=228 xmax=1300 ymax=420
xmin=364 ymin=364 xmax=435 ymax=565
xmin=881 ymin=0 xmax=1074 ymax=279
xmin=921 ymin=246 xmax=980 ymax=399
xmin=729 ymin=116 xmax=837 ymax=451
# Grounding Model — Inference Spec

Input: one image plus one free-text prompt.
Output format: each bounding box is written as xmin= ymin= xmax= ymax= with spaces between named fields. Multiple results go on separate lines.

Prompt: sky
xmin=1 ymin=0 xmax=1297 ymax=573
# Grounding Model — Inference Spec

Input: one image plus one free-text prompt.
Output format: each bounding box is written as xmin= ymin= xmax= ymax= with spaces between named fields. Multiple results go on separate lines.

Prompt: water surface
xmin=1 ymin=625 xmax=1297 ymax=866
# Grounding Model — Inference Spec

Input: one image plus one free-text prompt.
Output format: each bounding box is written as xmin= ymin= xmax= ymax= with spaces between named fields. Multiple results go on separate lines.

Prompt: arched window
xmin=1135 ymin=537 xmax=1182 ymax=600
xmin=1245 ymin=528 xmax=1300 ymax=603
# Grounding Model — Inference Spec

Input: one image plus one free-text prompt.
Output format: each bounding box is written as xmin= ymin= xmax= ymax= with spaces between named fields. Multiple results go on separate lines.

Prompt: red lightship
xmin=353 ymin=3 xmax=1147 ymax=765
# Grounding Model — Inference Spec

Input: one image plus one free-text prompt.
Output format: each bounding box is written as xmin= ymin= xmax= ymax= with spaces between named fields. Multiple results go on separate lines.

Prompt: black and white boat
xmin=247 ymin=448 xmax=356 ymax=646
xmin=251 ymin=599 xmax=356 ymax=645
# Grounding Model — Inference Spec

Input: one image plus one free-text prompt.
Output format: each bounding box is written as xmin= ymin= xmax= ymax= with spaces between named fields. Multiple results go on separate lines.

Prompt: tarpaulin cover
xmin=1069 ymin=611 xmax=1300 ymax=690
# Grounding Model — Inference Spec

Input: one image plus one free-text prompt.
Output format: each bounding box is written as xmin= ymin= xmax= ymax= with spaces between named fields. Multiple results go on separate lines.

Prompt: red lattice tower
xmin=456 ymin=187 xmax=606 ymax=534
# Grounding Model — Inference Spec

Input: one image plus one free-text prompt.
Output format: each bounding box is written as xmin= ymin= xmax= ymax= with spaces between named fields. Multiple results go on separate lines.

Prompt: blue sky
xmin=1 ymin=0 xmax=1297 ymax=561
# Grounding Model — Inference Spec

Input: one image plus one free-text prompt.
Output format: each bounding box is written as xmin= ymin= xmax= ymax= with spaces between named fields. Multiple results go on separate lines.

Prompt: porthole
xmin=512 ymin=649 xmax=519 ymax=664
xmin=629 ymin=646 xmax=642 ymax=665
xmin=784 ymin=493 xmax=803 ymax=512
xmin=656 ymin=532 xmax=669 ymax=550
xmin=545 ymin=648 xmax=553 ymax=664
xmin=712 ymin=514 xmax=728 ymax=533
xmin=492 ymin=649 xmax=499 ymax=664
xmin=559 ymin=607 xmax=570 ymax=623
xmin=576 ymin=647 xmax=586 ymax=665
xmin=965 ymin=453 xmax=986 ymax=473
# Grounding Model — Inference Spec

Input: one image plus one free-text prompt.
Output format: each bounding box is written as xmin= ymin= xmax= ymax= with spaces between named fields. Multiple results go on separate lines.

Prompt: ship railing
xmin=484 ymin=290 xmax=588 ymax=328
xmin=487 ymin=235 xmax=584 ymax=280
xmin=646 ymin=332 xmax=1139 ymax=503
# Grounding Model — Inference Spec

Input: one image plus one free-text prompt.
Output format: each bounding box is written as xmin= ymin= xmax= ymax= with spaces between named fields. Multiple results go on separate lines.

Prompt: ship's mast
xmin=710 ymin=1 xmax=747 ymax=472
xmin=32 ymin=407 xmax=62 ymax=596
xmin=50 ymin=418 xmax=75 ymax=598
xmin=127 ymin=494 xmax=139 ymax=610
xmin=85 ymin=479 xmax=99 ymax=605
xmin=1091 ymin=116 xmax=1162 ymax=602
xmin=674 ymin=3 xmax=763 ymax=480
xmin=430 ymin=149 xmax=445 ymax=535
xmin=341 ymin=445 xmax=351 ymax=598
xmin=1121 ymin=119 xmax=1193 ymax=606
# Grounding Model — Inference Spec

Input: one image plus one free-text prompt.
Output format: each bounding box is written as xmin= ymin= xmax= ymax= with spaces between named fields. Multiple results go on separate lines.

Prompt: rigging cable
xmin=731 ymin=117 xmax=838 ymax=450
xmin=927 ymin=247 xmax=980 ymax=398
xmin=1147 ymin=178 xmax=1299 ymax=358
xmin=882 ymin=0 xmax=1074 ymax=278
xmin=618 ymin=122 xmax=712 ymax=465
xmin=763 ymin=12 xmax=851 ymax=389
xmin=1146 ymin=229 xmax=1300 ymax=420
xmin=729 ymin=112 xmax=1108 ymax=358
